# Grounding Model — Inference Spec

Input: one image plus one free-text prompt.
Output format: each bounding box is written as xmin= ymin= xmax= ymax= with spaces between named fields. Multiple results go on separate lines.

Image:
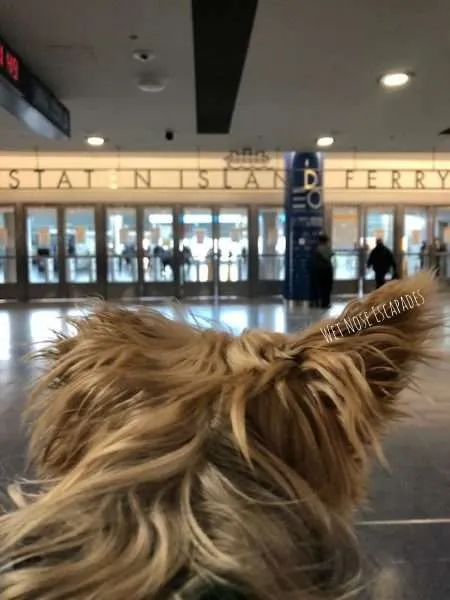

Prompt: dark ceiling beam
xmin=191 ymin=0 xmax=259 ymax=134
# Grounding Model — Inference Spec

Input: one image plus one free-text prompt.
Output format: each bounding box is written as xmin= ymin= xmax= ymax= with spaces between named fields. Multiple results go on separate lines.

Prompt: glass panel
xmin=403 ymin=208 xmax=428 ymax=277
xmin=106 ymin=208 xmax=137 ymax=283
xmin=364 ymin=208 xmax=394 ymax=280
xmin=434 ymin=207 xmax=450 ymax=280
xmin=331 ymin=207 xmax=359 ymax=281
xmin=143 ymin=207 xmax=174 ymax=282
xmin=258 ymin=208 xmax=285 ymax=280
xmin=27 ymin=208 xmax=59 ymax=284
xmin=0 ymin=207 xmax=16 ymax=284
xmin=218 ymin=208 xmax=248 ymax=282
xmin=65 ymin=208 xmax=97 ymax=283
xmin=180 ymin=208 xmax=213 ymax=283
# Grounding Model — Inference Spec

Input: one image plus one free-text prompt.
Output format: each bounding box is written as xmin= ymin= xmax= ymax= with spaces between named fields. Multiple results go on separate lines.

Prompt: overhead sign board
xmin=0 ymin=34 xmax=70 ymax=139
xmin=1 ymin=166 xmax=450 ymax=191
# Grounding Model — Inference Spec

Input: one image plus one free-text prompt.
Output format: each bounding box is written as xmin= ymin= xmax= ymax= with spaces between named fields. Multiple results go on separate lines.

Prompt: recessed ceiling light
xmin=137 ymin=75 xmax=167 ymax=93
xmin=379 ymin=72 xmax=411 ymax=88
xmin=316 ymin=136 xmax=334 ymax=148
xmin=86 ymin=135 xmax=105 ymax=147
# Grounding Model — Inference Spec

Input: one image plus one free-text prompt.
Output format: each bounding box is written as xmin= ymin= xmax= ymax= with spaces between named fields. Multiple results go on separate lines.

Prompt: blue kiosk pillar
xmin=283 ymin=152 xmax=325 ymax=302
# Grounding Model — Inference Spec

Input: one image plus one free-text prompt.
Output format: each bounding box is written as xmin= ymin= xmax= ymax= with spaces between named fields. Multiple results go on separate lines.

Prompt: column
xmin=283 ymin=152 xmax=325 ymax=302
xmin=4 ymin=211 xmax=16 ymax=284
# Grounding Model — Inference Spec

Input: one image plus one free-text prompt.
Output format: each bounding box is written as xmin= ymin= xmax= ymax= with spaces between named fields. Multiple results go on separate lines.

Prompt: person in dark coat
xmin=367 ymin=238 xmax=397 ymax=288
xmin=419 ymin=241 xmax=427 ymax=270
xmin=310 ymin=234 xmax=334 ymax=308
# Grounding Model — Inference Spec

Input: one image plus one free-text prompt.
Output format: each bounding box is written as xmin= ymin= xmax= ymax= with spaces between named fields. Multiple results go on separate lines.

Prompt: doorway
xmin=106 ymin=206 xmax=139 ymax=299
xmin=142 ymin=206 xmax=177 ymax=297
xmin=0 ymin=206 xmax=18 ymax=300
xmin=64 ymin=207 xmax=99 ymax=298
xmin=256 ymin=207 xmax=285 ymax=296
xmin=26 ymin=206 xmax=60 ymax=299
xmin=178 ymin=206 xmax=250 ymax=298
xmin=26 ymin=205 xmax=102 ymax=300
xmin=402 ymin=207 xmax=429 ymax=277
xmin=362 ymin=207 xmax=395 ymax=293
xmin=433 ymin=206 xmax=450 ymax=287
xmin=330 ymin=206 xmax=360 ymax=295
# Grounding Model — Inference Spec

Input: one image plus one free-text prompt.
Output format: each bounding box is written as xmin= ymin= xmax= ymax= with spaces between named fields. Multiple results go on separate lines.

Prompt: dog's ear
xmin=301 ymin=270 xmax=440 ymax=411
xmin=284 ymin=271 xmax=442 ymax=510
xmin=231 ymin=272 xmax=441 ymax=515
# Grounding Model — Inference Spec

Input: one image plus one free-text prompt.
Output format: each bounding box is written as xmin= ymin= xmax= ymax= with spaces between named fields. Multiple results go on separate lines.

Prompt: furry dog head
xmin=0 ymin=272 xmax=442 ymax=600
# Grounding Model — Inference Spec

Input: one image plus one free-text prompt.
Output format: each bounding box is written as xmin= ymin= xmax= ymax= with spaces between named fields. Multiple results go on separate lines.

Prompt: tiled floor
xmin=0 ymin=299 xmax=449 ymax=598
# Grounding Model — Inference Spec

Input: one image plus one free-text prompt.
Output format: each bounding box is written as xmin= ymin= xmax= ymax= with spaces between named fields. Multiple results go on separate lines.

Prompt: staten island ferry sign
xmin=0 ymin=149 xmax=450 ymax=191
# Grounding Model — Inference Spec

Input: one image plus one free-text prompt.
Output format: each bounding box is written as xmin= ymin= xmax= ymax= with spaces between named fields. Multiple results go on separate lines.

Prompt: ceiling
xmin=1 ymin=0 xmax=450 ymax=153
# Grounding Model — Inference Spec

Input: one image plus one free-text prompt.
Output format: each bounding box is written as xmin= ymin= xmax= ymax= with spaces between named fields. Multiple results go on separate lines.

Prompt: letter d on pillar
xmin=304 ymin=168 xmax=319 ymax=189
xmin=284 ymin=152 xmax=325 ymax=302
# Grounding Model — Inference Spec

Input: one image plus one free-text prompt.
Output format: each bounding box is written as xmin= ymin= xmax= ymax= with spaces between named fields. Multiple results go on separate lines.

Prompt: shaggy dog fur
xmin=0 ymin=271 xmax=443 ymax=600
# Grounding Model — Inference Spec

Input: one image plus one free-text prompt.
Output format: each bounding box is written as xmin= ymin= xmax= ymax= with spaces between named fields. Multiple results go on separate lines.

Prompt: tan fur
xmin=0 ymin=271 xmax=442 ymax=600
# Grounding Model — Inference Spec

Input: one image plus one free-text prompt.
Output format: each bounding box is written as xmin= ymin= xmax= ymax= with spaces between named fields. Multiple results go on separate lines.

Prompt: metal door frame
xmin=177 ymin=204 xmax=253 ymax=299
xmin=24 ymin=203 xmax=105 ymax=300
xmin=398 ymin=206 xmax=432 ymax=278
xmin=216 ymin=205 xmax=251 ymax=298
xmin=328 ymin=204 xmax=361 ymax=296
xmin=103 ymin=204 xmax=141 ymax=300
xmin=253 ymin=205 xmax=284 ymax=298
xmin=430 ymin=205 xmax=450 ymax=290
xmin=62 ymin=204 xmax=104 ymax=299
xmin=177 ymin=205 xmax=216 ymax=299
xmin=24 ymin=203 xmax=62 ymax=300
xmin=362 ymin=204 xmax=397 ymax=294
xmin=141 ymin=205 xmax=178 ymax=299
xmin=0 ymin=203 xmax=21 ymax=301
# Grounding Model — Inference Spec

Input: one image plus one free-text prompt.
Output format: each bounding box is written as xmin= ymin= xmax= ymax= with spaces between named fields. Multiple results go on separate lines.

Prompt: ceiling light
xmin=379 ymin=72 xmax=411 ymax=88
xmin=137 ymin=75 xmax=167 ymax=93
xmin=316 ymin=136 xmax=334 ymax=148
xmin=86 ymin=135 xmax=105 ymax=147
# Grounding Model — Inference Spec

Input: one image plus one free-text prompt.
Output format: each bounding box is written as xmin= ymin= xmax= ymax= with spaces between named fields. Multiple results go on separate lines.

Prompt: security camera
xmin=165 ymin=129 xmax=174 ymax=141
xmin=132 ymin=49 xmax=155 ymax=62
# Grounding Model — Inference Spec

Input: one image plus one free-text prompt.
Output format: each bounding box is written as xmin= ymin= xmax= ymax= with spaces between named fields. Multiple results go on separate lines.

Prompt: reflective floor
xmin=0 ymin=300 xmax=449 ymax=598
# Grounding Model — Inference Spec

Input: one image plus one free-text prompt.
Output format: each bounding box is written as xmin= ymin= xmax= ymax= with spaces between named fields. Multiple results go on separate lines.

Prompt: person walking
xmin=367 ymin=238 xmax=397 ymax=288
xmin=419 ymin=241 xmax=427 ymax=270
xmin=310 ymin=234 xmax=334 ymax=308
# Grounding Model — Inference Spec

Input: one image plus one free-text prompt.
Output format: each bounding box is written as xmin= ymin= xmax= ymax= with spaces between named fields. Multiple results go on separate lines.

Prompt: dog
xmin=0 ymin=271 xmax=442 ymax=600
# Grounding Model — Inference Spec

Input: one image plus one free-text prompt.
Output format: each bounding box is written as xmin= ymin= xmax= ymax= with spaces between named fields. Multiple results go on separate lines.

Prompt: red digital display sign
xmin=0 ymin=42 xmax=20 ymax=84
xmin=0 ymin=34 xmax=70 ymax=138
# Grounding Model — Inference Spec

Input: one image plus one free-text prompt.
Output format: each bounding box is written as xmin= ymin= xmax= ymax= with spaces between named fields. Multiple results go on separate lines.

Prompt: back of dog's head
xmin=0 ymin=271 xmax=441 ymax=600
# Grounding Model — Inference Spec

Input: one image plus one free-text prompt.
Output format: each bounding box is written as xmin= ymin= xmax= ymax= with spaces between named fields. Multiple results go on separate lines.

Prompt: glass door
xmin=179 ymin=207 xmax=215 ymax=298
xmin=142 ymin=206 xmax=176 ymax=297
xmin=63 ymin=207 xmax=99 ymax=297
xmin=106 ymin=207 xmax=139 ymax=299
xmin=0 ymin=207 xmax=17 ymax=300
xmin=402 ymin=208 xmax=429 ymax=277
xmin=26 ymin=207 xmax=60 ymax=299
xmin=217 ymin=207 xmax=249 ymax=296
xmin=330 ymin=206 xmax=360 ymax=295
xmin=433 ymin=207 xmax=450 ymax=287
xmin=256 ymin=207 xmax=285 ymax=296
xmin=363 ymin=207 xmax=395 ymax=293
